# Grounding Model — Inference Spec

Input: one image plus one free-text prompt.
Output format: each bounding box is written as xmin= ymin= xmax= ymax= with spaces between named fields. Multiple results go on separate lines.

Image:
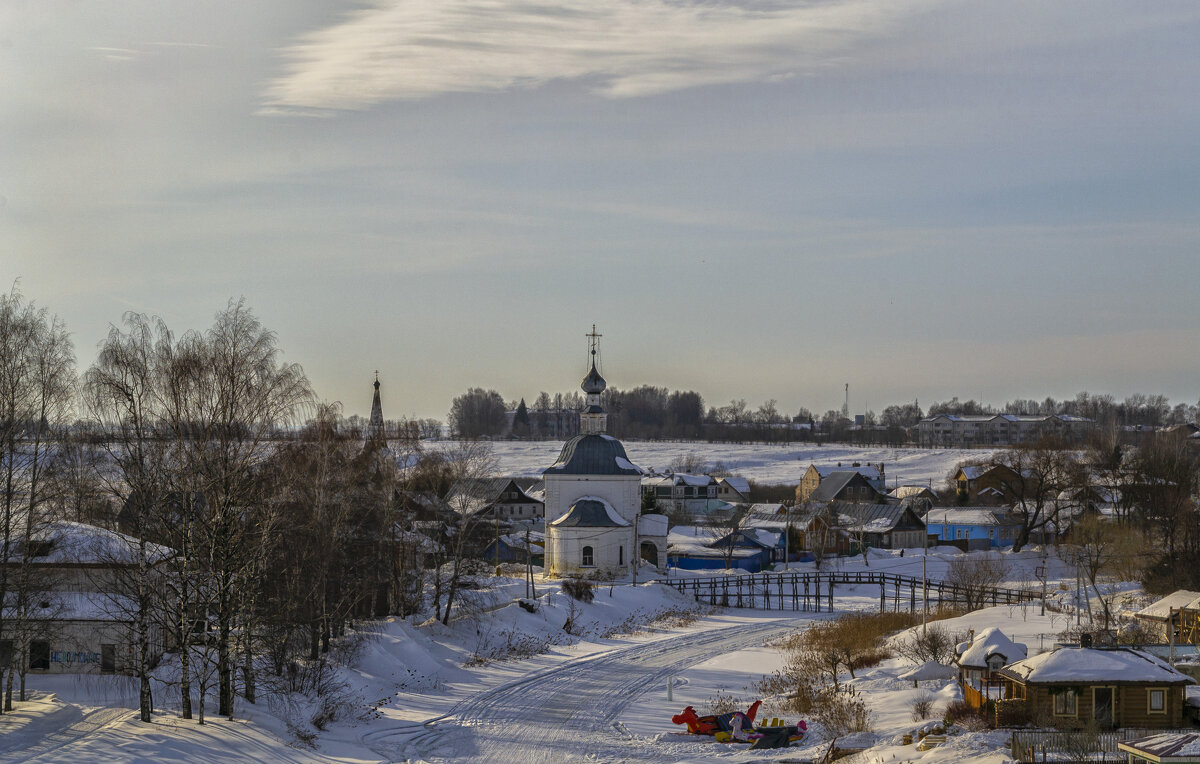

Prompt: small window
xmin=30 ymin=641 xmax=50 ymax=671
xmin=1149 ymin=689 xmax=1166 ymax=713
xmin=619 ymin=546 xmax=624 ymax=566
xmin=581 ymin=546 xmax=594 ymax=567
xmin=1053 ymin=689 xmax=1077 ymax=716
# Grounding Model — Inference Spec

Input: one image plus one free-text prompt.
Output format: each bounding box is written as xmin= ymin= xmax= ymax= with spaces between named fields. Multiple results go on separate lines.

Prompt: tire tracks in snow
xmin=368 ymin=618 xmax=795 ymax=763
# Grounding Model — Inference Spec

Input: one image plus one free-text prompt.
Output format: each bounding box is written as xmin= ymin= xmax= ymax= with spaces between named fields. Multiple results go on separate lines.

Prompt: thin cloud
xmin=262 ymin=0 xmax=933 ymax=112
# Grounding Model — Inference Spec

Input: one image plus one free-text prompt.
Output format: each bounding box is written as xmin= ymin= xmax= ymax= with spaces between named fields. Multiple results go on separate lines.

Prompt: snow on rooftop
xmin=1121 ymin=733 xmax=1200 ymax=761
xmin=9 ymin=520 xmax=174 ymax=566
xmin=814 ymin=463 xmax=881 ymax=479
xmin=1137 ymin=590 xmax=1200 ymax=620
xmin=1001 ymin=647 xmax=1193 ymax=685
xmin=955 ymin=627 xmax=1027 ymax=669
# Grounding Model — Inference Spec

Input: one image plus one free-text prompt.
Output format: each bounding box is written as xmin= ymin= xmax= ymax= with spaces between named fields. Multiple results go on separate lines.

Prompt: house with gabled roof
xmin=1 ymin=520 xmax=171 ymax=675
xmin=809 ymin=471 xmax=888 ymax=505
xmin=924 ymin=507 xmax=1025 ymax=550
xmin=832 ymin=502 xmax=927 ymax=550
xmin=996 ymin=647 xmax=1194 ymax=729
xmin=463 ymin=478 xmax=545 ymax=524
xmin=797 ymin=462 xmax=885 ymax=502
xmin=955 ymin=627 xmax=1027 ymax=686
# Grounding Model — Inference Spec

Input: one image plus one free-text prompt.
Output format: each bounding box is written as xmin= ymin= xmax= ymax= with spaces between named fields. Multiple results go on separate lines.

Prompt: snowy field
xmin=0 ymin=546 xmax=1151 ymax=764
xmin=439 ymin=440 xmax=993 ymax=487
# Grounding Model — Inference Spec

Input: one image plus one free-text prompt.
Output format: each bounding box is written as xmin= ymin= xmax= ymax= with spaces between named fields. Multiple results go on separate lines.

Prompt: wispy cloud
xmin=262 ymin=0 xmax=933 ymax=112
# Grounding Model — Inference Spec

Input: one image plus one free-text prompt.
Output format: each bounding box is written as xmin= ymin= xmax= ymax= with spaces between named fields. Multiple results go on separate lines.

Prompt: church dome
xmin=543 ymin=434 xmax=641 ymax=476
xmin=549 ymin=498 xmax=630 ymax=528
xmin=581 ymin=363 xmax=606 ymax=395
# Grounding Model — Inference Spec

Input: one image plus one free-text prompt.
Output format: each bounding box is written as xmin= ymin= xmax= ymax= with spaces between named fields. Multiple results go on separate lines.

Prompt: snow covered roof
xmin=5 ymin=520 xmax=174 ymax=566
xmin=900 ymin=661 xmax=957 ymax=682
xmin=998 ymin=648 xmax=1195 ymax=685
xmin=832 ymin=503 xmax=921 ymax=534
xmin=813 ymin=463 xmax=881 ymax=479
xmin=810 ymin=471 xmax=881 ymax=503
xmin=927 ymin=508 xmax=1018 ymax=527
xmin=544 ymin=434 xmax=643 ymax=477
xmin=958 ymin=466 xmax=987 ymax=480
xmin=1137 ymin=590 xmax=1200 ymax=621
xmin=889 ymin=485 xmax=936 ymax=499
xmin=1120 ymin=733 xmax=1200 ymax=762
xmin=717 ymin=477 xmax=751 ymax=496
xmin=549 ymin=497 xmax=630 ymax=528
xmin=955 ymin=627 xmax=1027 ymax=669
xmin=746 ymin=503 xmax=785 ymax=515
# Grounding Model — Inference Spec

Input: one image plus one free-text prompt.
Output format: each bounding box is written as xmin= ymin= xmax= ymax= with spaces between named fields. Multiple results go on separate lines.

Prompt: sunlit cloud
xmin=262 ymin=0 xmax=934 ymax=112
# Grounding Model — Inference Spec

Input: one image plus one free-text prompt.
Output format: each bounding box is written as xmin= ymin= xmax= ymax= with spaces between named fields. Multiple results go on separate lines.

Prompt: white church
xmin=542 ymin=330 xmax=668 ymax=578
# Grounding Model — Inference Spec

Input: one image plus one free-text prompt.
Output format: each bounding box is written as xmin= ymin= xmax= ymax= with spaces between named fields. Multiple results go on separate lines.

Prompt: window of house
xmin=582 ymin=546 xmax=594 ymax=567
xmin=1053 ymin=689 xmax=1077 ymax=716
xmin=1149 ymin=689 xmax=1166 ymax=713
xmin=619 ymin=546 xmax=624 ymax=565
xmin=30 ymin=641 xmax=50 ymax=671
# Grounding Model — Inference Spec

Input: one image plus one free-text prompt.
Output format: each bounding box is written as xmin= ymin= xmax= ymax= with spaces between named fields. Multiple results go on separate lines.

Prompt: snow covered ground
xmin=439 ymin=440 xmax=992 ymax=487
xmin=0 ymin=546 xmax=1149 ymax=763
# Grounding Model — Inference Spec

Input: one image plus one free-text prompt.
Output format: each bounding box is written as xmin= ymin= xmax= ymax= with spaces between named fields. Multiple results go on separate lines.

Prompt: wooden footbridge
xmin=658 ymin=570 xmax=1039 ymax=613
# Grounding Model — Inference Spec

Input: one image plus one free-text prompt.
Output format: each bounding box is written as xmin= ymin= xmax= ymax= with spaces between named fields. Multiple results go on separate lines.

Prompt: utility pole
xmin=922 ymin=554 xmax=928 ymax=637
xmin=784 ymin=501 xmax=792 ymax=571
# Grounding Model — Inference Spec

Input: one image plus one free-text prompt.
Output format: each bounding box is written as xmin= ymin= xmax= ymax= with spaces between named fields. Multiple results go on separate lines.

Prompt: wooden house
xmin=995 ymin=647 xmax=1194 ymax=730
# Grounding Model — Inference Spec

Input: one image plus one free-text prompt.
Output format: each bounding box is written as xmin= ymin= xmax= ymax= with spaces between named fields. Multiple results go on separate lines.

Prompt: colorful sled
xmin=671 ymin=700 xmax=762 ymax=736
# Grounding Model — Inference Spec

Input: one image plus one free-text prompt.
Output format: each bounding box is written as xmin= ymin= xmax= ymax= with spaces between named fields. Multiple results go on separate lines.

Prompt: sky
xmin=3 ymin=0 xmax=1199 ymax=422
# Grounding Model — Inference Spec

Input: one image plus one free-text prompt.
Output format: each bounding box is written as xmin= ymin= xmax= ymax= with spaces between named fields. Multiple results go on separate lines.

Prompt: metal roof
xmin=549 ymin=498 xmax=630 ymax=528
xmin=543 ymin=434 xmax=642 ymax=476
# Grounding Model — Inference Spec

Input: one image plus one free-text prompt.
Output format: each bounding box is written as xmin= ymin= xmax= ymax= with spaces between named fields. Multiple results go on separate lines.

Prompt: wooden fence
xmin=659 ymin=570 xmax=1039 ymax=613
xmin=1011 ymin=728 xmax=1195 ymax=763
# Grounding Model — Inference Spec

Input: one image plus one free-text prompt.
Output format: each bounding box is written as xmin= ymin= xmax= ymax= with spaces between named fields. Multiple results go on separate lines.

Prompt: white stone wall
xmin=544 ymin=473 xmax=640 ymax=525
xmin=548 ymin=526 xmax=636 ymax=577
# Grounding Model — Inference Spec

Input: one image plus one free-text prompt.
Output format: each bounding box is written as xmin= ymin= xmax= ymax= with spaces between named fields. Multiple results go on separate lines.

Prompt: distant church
xmin=368 ymin=371 xmax=385 ymax=442
xmin=542 ymin=328 xmax=667 ymax=578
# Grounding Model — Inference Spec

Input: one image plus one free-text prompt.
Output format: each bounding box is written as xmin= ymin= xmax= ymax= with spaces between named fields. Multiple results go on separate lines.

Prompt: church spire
xmin=580 ymin=326 xmax=608 ymax=435
xmin=368 ymin=371 xmax=384 ymax=442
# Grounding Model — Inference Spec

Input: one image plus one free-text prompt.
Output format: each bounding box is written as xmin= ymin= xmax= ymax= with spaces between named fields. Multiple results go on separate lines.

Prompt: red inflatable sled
xmin=671 ymin=700 xmax=762 ymax=736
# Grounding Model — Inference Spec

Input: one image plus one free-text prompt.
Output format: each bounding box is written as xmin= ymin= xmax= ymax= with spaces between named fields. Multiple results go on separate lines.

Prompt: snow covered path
xmin=375 ymin=617 xmax=795 ymax=763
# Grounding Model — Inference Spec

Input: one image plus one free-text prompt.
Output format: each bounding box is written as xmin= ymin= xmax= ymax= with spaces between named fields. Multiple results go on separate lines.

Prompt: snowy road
xmin=370 ymin=618 xmax=796 ymax=763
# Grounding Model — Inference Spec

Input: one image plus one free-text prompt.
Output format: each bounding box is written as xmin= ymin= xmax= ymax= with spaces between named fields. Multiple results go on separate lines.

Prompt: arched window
xmin=582 ymin=546 xmax=594 ymax=567
xmin=619 ymin=546 xmax=624 ymax=565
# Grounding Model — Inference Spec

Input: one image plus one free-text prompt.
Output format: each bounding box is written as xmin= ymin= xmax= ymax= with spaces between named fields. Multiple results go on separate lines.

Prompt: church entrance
xmin=640 ymin=541 xmax=658 ymax=567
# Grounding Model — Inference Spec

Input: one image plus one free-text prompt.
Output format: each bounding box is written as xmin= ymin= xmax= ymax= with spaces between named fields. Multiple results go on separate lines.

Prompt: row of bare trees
xmin=2 ymin=289 xmax=502 ymax=726
xmin=0 ymin=288 xmax=74 ymax=712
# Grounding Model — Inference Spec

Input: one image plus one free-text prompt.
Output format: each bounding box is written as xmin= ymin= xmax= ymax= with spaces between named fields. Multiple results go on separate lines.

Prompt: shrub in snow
xmin=893 ymin=621 xmax=969 ymax=666
xmin=704 ymin=690 xmax=743 ymax=716
xmin=943 ymin=699 xmax=991 ymax=730
xmin=562 ymin=577 xmax=595 ymax=603
xmin=911 ymin=694 xmax=935 ymax=722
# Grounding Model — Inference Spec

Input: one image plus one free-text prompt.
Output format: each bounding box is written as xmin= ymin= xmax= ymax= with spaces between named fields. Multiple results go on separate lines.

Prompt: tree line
xmin=447 ymin=385 xmax=1197 ymax=441
xmin=0 ymin=287 xmax=504 ymax=725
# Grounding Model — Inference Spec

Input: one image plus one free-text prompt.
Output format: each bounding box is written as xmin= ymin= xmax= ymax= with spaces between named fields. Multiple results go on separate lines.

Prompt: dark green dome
xmin=543 ymin=434 xmax=641 ymax=476
xmin=581 ymin=363 xmax=606 ymax=394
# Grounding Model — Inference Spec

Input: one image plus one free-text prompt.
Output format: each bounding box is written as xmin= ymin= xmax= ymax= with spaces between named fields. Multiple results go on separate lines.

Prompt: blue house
xmin=923 ymin=508 xmax=1022 ymax=550
xmin=666 ymin=527 xmax=773 ymax=572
